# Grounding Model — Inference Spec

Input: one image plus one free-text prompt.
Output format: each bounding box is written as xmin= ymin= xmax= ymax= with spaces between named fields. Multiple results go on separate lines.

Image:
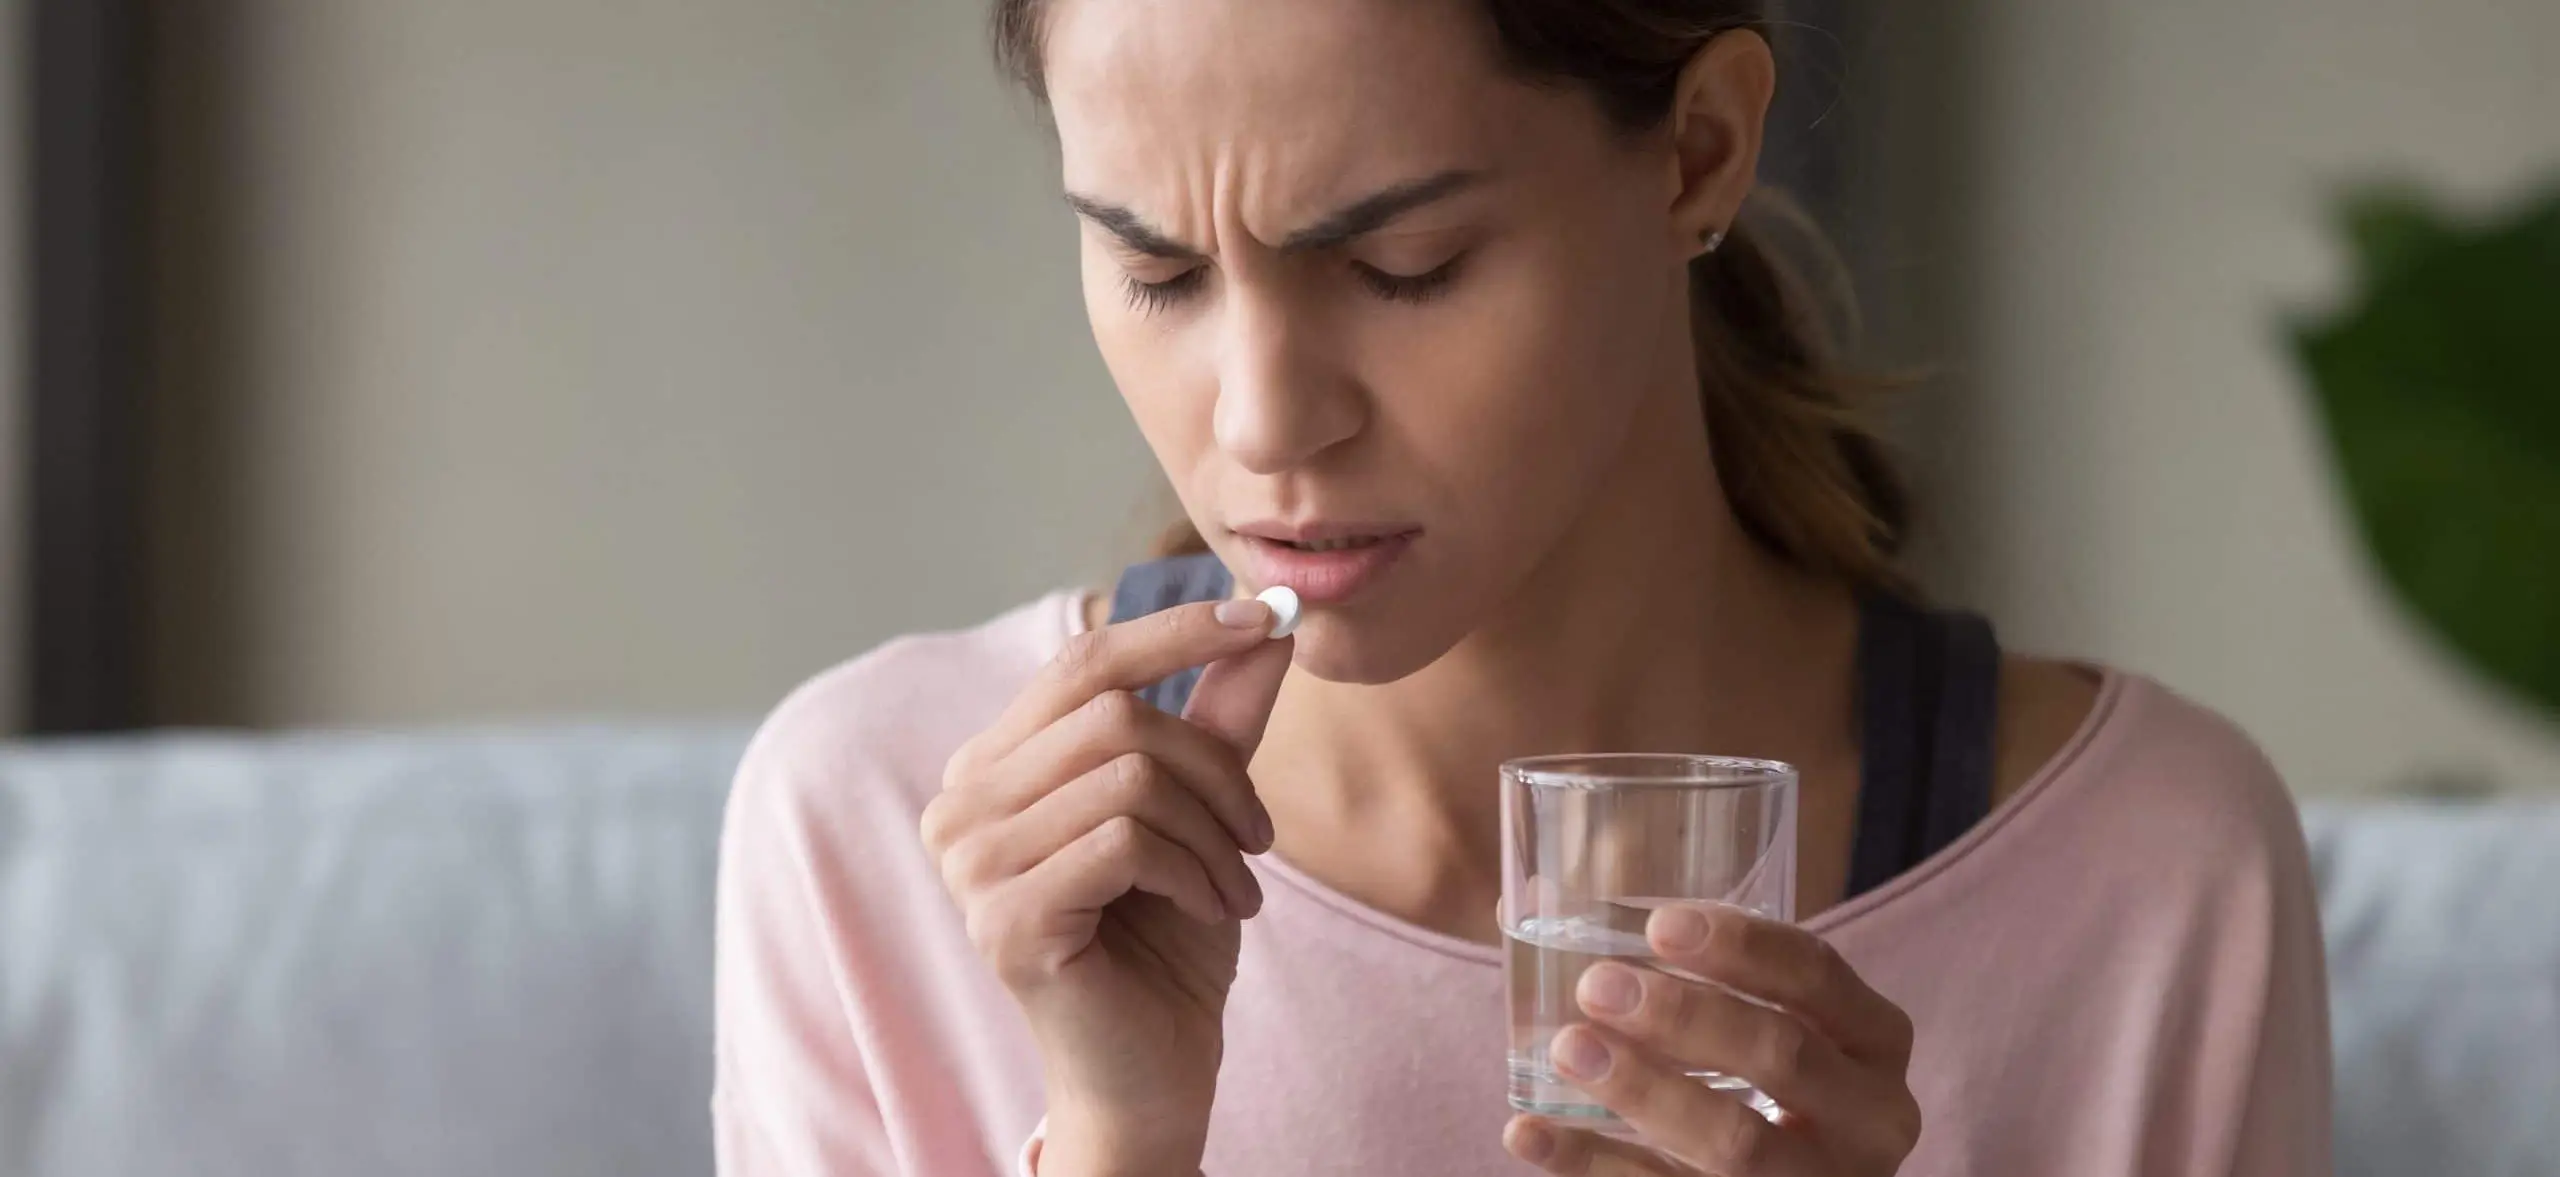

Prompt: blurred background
xmin=11 ymin=0 xmax=2557 ymax=795
xmin=4 ymin=2 xmax=2556 ymax=1176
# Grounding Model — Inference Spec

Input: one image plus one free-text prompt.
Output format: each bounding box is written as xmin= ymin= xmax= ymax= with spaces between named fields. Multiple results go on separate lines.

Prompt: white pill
xmin=1255 ymin=585 xmax=1303 ymax=639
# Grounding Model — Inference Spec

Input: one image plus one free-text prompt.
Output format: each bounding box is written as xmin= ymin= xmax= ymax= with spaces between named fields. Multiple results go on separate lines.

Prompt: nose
xmin=1212 ymin=289 xmax=1365 ymax=475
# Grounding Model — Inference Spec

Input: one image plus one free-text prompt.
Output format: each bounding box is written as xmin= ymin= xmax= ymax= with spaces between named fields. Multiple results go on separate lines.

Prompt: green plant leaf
xmin=2291 ymin=180 xmax=2560 ymax=717
xmin=2339 ymin=184 xmax=2460 ymax=288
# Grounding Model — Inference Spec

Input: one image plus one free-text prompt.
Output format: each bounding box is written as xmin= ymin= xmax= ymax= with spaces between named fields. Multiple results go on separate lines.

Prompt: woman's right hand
xmin=922 ymin=597 xmax=1295 ymax=1172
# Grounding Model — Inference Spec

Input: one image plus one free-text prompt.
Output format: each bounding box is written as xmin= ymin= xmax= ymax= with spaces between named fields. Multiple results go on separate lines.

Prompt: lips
xmin=1286 ymin=536 xmax=1384 ymax=553
xmin=1231 ymin=524 xmax=1419 ymax=606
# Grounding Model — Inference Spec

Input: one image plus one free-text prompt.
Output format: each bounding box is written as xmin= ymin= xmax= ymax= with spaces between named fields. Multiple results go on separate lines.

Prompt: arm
xmin=2223 ymin=798 xmax=2336 ymax=1177
xmin=712 ymin=735 xmax=903 ymax=1176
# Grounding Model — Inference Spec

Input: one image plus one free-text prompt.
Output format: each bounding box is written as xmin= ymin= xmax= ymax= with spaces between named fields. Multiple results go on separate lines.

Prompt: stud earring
xmin=1700 ymin=228 xmax=1727 ymax=254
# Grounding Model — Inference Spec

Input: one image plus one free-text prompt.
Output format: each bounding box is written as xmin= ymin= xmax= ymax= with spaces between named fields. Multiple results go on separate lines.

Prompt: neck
xmin=1253 ymin=388 xmax=1861 ymax=933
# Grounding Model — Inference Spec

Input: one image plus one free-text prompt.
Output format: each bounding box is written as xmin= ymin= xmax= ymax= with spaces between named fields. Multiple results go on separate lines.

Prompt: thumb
xmin=1182 ymin=635 xmax=1293 ymax=758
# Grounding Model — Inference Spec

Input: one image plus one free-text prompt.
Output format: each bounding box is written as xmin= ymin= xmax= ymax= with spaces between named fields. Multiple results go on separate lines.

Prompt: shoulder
xmin=2024 ymin=674 xmax=2332 ymax=1089
xmin=2038 ymin=669 xmax=2310 ymax=885
xmin=2098 ymin=672 xmax=2295 ymax=828
xmin=722 ymin=591 xmax=1087 ymax=847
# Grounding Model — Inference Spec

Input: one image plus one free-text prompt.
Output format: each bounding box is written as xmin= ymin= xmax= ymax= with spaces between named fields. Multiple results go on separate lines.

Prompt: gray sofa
xmin=1 ymin=727 xmax=2553 ymax=1176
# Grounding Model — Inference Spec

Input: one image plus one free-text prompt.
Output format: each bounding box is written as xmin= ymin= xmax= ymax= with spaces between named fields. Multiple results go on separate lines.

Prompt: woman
xmin=711 ymin=0 xmax=2332 ymax=1173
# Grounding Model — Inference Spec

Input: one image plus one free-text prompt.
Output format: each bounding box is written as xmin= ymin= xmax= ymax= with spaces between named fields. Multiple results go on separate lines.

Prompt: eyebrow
xmin=1064 ymin=168 xmax=1488 ymax=261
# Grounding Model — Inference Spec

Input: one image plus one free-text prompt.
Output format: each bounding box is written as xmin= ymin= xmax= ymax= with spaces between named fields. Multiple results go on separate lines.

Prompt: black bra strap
xmin=1846 ymin=592 xmax=2001 ymax=898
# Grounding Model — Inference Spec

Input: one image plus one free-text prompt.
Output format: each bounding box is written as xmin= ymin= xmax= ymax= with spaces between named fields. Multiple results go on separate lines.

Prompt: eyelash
xmin=1121 ymin=267 xmax=1208 ymax=315
xmin=1119 ymin=255 xmax=1467 ymax=314
xmin=1355 ymin=257 xmax=1464 ymax=305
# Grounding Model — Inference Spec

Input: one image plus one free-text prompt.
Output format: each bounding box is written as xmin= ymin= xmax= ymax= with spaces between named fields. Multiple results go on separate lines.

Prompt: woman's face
xmin=1046 ymin=0 xmax=1729 ymax=683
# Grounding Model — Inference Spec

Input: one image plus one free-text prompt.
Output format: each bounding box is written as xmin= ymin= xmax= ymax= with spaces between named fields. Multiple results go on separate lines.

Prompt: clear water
xmin=1505 ymin=912 xmax=1782 ymax=1131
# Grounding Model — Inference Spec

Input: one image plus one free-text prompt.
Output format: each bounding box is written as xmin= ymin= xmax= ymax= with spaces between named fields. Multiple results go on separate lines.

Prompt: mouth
xmin=1268 ymin=535 xmax=1397 ymax=554
xmin=1230 ymin=524 xmax=1421 ymax=607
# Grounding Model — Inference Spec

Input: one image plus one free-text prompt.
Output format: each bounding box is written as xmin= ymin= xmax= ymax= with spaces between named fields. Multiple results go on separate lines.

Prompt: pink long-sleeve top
xmin=711 ymin=592 xmax=2333 ymax=1176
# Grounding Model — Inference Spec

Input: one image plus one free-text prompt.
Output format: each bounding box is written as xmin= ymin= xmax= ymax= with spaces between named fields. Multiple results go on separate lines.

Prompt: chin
xmin=1279 ymin=608 xmax=1472 ymax=685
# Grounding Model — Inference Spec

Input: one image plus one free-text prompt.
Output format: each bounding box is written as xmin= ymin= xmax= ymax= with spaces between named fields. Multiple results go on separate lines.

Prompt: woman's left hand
xmin=1502 ymin=903 xmax=1922 ymax=1176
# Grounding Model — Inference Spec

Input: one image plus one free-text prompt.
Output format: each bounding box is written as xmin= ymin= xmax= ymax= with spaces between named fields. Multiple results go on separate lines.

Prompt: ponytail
xmin=1687 ymin=191 xmax=1909 ymax=591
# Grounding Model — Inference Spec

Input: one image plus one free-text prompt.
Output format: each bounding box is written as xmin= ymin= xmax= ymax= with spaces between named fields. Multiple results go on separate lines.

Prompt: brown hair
xmin=993 ymin=0 xmax=1909 ymax=591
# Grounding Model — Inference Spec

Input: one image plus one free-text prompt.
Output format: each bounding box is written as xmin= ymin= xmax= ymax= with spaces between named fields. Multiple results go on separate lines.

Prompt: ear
xmin=1664 ymin=29 xmax=1775 ymax=258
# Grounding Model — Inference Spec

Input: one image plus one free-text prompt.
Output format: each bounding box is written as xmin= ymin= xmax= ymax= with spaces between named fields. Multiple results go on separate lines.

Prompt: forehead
xmin=1041 ymin=0 xmax=1560 ymax=214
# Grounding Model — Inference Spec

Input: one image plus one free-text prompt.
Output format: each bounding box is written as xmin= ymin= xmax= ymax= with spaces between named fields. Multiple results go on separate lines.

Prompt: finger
xmin=1503 ymin=1117 xmax=1689 ymax=1176
xmin=966 ymin=816 xmax=1227 ymax=982
xmin=1063 ymin=813 xmax=1225 ymax=922
xmin=986 ymin=688 xmax=1271 ymax=854
xmin=969 ymin=815 xmax=1228 ymax=983
xmin=1182 ymin=633 xmax=1293 ymax=758
xmin=970 ymin=752 xmax=1263 ymax=921
xmin=980 ymin=600 xmax=1278 ymax=755
xmin=1573 ymin=961 xmax=1872 ymax=1132
xmin=1548 ymin=1024 xmax=1824 ymax=1177
xmin=1648 ymin=905 xmax=1914 ymax=1069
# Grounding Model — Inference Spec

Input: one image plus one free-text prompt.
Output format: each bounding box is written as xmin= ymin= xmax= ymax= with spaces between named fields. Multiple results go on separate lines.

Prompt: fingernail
xmin=1214 ymin=599 xmax=1273 ymax=630
xmin=1653 ymin=904 xmax=1711 ymax=953
xmin=1507 ymin=1119 xmax=1557 ymax=1164
xmin=1551 ymin=1027 xmax=1612 ymax=1081
xmin=1251 ymin=804 xmax=1276 ymax=853
xmin=1579 ymin=963 xmax=1641 ymax=1017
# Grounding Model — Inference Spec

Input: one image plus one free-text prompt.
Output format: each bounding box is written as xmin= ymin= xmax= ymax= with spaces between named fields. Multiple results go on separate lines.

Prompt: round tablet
xmin=1255 ymin=585 xmax=1303 ymax=639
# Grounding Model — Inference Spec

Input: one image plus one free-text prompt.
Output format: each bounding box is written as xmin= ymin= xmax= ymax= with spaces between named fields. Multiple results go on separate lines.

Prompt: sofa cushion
xmin=2304 ymin=801 xmax=2560 ymax=1177
xmin=0 ymin=726 xmax=750 ymax=1177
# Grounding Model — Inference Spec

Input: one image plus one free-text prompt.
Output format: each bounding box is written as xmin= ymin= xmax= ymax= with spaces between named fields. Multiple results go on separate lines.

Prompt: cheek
xmin=1364 ymin=231 xmax=1674 ymax=549
xmin=1082 ymin=254 xmax=1218 ymax=496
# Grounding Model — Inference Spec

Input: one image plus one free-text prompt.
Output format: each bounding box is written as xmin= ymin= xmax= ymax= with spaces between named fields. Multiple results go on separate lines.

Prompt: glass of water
xmin=1500 ymin=754 xmax=1798 ymax=1134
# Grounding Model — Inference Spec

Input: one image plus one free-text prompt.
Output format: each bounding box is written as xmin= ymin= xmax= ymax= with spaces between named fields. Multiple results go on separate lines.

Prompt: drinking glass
xmin=1500 ymin=754 xmax=1798 ymax=1133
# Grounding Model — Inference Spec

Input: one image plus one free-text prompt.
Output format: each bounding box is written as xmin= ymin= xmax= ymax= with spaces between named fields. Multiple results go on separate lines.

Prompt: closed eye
xmin=1120 ymin=254 xmax=1466 ymax=315
xmin=1354 ymin=255 xmax=1464 ymax=305
xmin=1122 ymin=267 xmax=1208 ymax=314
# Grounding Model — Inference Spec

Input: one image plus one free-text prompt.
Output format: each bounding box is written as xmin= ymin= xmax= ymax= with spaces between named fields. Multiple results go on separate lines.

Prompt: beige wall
xmin=1899 ymin=0 xmax=2560 ymax=794
xmin=147 ymin=0 xmax=1154 ymax=727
